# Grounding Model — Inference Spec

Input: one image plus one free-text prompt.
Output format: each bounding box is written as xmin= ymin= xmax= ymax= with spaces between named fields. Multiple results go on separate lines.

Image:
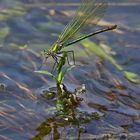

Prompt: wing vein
xmin=57 ymin=0 xmax=108 ymax=46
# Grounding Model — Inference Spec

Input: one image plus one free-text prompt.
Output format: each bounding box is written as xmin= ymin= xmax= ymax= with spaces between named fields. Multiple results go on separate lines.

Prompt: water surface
xmin=0 ymin=0 xmax=140 ymax=139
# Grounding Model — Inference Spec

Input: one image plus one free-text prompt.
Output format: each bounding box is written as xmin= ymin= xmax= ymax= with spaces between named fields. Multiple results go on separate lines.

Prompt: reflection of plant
xmin=30 ymin=111 xmax=100 ymax=140
xmin=30 ymin=118 xmax=61 ymax=140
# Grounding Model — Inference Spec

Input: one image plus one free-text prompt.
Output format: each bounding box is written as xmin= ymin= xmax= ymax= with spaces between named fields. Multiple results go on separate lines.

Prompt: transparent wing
xmin=57 ymin=0 xmax=108 ymax=46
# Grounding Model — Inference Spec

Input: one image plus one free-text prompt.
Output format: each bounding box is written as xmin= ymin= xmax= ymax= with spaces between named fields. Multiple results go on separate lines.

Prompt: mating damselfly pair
xmin=43 ymin=0 xmax=117 ymax=68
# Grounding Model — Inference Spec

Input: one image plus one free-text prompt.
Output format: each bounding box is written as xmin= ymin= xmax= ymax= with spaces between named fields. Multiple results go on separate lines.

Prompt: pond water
xmin=0 ymin=0 xmax=140 ymax=140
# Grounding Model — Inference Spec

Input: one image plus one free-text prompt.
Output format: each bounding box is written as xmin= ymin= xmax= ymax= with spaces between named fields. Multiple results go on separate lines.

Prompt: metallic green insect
xmin=44 ymin=0 xmax=117 ymax=66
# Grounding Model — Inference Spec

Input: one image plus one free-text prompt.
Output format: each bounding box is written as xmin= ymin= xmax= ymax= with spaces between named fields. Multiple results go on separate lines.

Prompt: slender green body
xmin=51 ymin=25 xmax=117 ymax=53
xmin=63 ymin=25 xmax=117 ymax=47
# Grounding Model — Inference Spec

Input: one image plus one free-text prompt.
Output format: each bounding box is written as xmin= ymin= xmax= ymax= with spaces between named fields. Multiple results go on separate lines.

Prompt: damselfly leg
xmin=57 ymin=50 xmax=75 ymax=65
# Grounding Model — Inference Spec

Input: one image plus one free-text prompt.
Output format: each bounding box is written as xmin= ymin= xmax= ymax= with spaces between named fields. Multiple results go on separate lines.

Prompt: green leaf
xmin=124 ymin=71 xmax=140 ymax=84
xmin=47 ymin=106 xmax=57 ymax=111
xmin=81 ymin=39 xmax=123 ymax=71
xmin=56 ymin=52 xmax=67 ymax=74
xmin=0 ymin=13 xmax=9 ymax=21
xmin=0 ymin=27 xmax=9 ymax=38
xmin=81 ymin=39 xmax=140 ymax=84
xmin=10 ymin=43 xmax=28 ymax=49
xmin=63 ymin=65 xmax=75 ymax=76
xmin=34 ymin=70 xmax=54 ymax=77
xmin=56 ymin=71 xmax=63 ymax=84
xmin=56 ymin=65 xmax=75 ymax=84
xmin=2 ymin=6 xmax=26 ymax=16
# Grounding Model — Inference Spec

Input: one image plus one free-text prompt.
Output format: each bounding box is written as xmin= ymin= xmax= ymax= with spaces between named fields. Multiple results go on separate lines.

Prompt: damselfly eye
xmin=43 ymin=49 xmax=47 ymax=54
xmin=43 ymin=49 xmax=50 ymax=55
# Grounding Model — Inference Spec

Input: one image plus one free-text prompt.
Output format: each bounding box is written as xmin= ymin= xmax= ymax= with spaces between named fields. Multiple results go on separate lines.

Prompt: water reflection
xmin=0 ymin=0 xmax=140 ymax=139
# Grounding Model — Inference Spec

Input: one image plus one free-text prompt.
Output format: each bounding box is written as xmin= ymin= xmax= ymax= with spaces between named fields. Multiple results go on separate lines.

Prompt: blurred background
xmin=0 ymin=0 xmax=140 ymax=139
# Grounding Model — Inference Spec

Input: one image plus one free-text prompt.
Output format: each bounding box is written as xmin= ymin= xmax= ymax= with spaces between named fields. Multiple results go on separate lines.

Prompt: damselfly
xmin=44 ymin=0 xmax=117 ymax=66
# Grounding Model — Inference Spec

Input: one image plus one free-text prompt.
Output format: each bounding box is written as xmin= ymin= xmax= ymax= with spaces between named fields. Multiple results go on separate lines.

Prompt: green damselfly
xmin=44 ymin=0 xmax=117 ymax=66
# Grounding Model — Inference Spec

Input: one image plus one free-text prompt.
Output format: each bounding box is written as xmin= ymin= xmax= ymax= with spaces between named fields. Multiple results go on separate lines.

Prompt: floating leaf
xmin=0 ymin=13 xmax=9 ymax=21
xmin=10 ymin=43 xmax=28 ymax=49
xmin=0 ymin=6 xmax=26 ymax=21
xmin=81 ymin=39 xmax=123 ymax=71
xmin=124 ymin=71 xmax=140 ymax=84
xmin=0 ymin=27 xmax=9 ymax=38
xmin=2 ymin=6 xmax=26 ymax=16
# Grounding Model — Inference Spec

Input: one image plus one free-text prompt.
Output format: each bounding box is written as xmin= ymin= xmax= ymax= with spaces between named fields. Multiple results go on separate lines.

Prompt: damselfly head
xmin=39 ymin=49 xmax=52 ymax=69
xmin=42 ymin=49 xmax=51 ymax=59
